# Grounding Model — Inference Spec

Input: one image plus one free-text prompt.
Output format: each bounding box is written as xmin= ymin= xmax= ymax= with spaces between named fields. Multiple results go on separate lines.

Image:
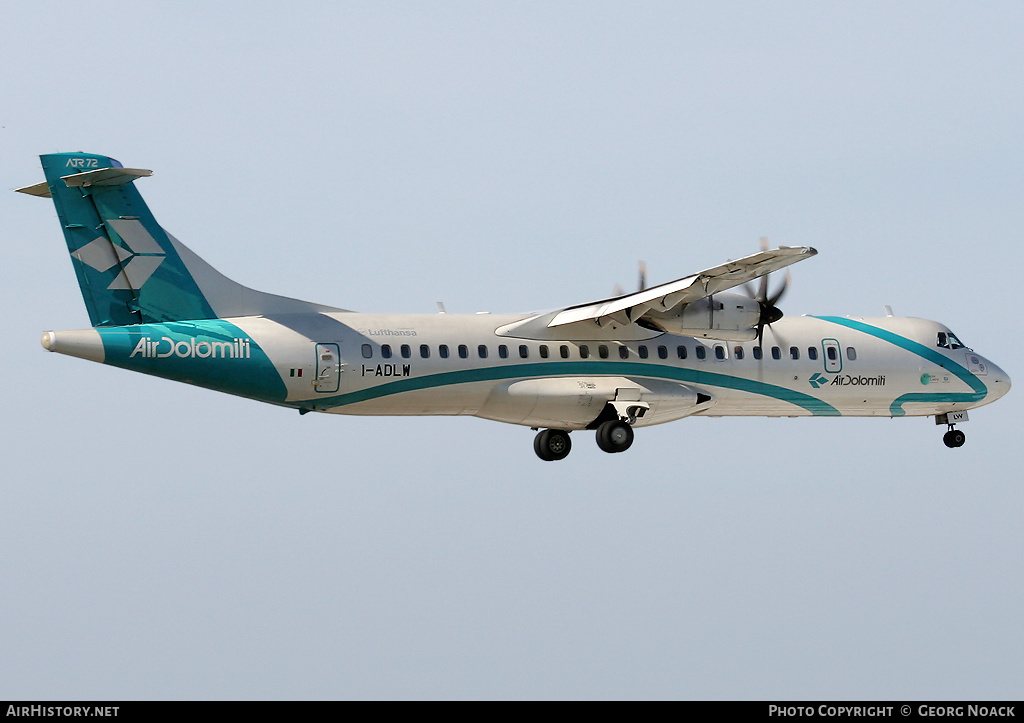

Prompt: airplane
xmin=19 ymin=152 xmax=1011 ymax=460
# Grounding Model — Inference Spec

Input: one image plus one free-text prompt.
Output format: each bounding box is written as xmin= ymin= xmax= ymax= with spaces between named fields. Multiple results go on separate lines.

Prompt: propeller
xmin=744 ymin=237 xmax=790 ymax=348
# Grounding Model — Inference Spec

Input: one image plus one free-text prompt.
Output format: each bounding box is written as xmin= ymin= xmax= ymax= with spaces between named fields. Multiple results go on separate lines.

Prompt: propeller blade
xmin=638 ymin=260 xmax=647 ymax=292
xmin=767 ymin=270 xmax=791 ymax=307
xmin=757 ymin=273 xmax=769 ymax=303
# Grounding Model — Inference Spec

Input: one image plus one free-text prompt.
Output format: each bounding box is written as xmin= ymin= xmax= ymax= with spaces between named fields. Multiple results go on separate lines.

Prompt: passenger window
xmin=381 ymin=344 xmax=392 ymax=359
xmin=599 ymin=345 xmax=609 ymax=359
xmin=638 ymin=346 xmax=649 ymax=359
xmin=498 ymin=345 xmax=508 ymax=359
xmin=790 ymin=346 xmax=799 ymax=360
xmin=559 ymin=345 xmax=570 ymax=359
xmin=458 ymin=344 xmax=469 ymax=359
xmin=734 ymin=346 xmax=744 ymax=360
xmin=753 ymin=346 xmax=762 ymax=360
xmin=657 ymin=345 xmax=668 ymax=359
xmin=419 ymin=344 xmax=430 ymax=359
xmin=847 ymin=347 xmax=857 ymax=361
xmin=696 ymin=346 xmax=706 ymax=360
xmin=808 ymin=347 xmax=818 ymax=361
xmin=439 ymin=344 xmax=450 ymax=359
xmin=401 ymin=344 xmax=411 ymax=359
xmin=579 ymin=345 xmax=590 ymax=359
xmin=771 ymin=347 xmax=781 ymax=360
xmin=478 ymin=345 xmax=488 ymax=359
xmin=540 ymin=345 xmax=549 ymax=359
xmin=827 ymin=346 xmax=837 ymax=361
xmin=714 ymin=345 xmax=725 ymax=360
xmin=677 ymin=345 xmax=687 ymax=359
xmin=519 ymin=345 xmax=529 ymax=359
xmin=618 ymin=346 xmax=629 ymax=359
xmin=361 ymin=343 xmax=372 ymax=359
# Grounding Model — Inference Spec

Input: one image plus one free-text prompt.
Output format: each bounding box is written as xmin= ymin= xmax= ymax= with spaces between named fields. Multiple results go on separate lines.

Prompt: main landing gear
xmin=533 ymin=419 xmax=636 ymax=461
xmin=595 ymin=420 xmax=634 ymax=454
xmin=534 ymin=429 xmax=572 ymax=461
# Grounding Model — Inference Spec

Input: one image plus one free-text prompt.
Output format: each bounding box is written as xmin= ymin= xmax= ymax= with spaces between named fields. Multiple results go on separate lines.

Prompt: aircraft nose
xmin=985 ymin=360 xmax=1011 ymax=400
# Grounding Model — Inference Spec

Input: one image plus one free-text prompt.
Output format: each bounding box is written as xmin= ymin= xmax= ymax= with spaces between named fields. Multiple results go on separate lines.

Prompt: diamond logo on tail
xmin=70 ymin=219 xmax=165 ymax=290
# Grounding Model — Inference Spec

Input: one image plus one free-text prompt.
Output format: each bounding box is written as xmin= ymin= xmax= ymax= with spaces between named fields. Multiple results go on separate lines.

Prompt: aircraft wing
xmin=548 ymin=246 xmax=816 ymax=329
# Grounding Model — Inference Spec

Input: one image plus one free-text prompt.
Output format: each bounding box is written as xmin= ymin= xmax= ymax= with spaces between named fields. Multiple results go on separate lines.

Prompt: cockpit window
xmin=937 ymin=331 xmax=968 ymax=350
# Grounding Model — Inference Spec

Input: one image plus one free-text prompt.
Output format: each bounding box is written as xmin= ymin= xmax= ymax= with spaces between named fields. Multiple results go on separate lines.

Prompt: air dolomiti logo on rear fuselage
xmin=130 ymin=336 xmax=251 ymax=359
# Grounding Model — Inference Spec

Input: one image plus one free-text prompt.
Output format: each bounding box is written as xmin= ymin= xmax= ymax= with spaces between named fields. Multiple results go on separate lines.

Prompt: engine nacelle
xmin=641 ymin=292 xmax=761 ymax=341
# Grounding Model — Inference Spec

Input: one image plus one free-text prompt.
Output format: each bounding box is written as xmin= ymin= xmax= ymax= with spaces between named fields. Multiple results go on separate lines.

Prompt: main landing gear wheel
xmin=534 ymin=429 xmax=572 ymax=461
xmin=596 ymin=420 xmax=634 ymax=454
xmin=943 ymin=428 xmax=966 ymax=448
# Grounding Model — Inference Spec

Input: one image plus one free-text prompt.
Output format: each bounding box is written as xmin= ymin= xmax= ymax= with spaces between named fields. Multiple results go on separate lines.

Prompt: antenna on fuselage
xmin=436 ymin=302 xmax=446 ymax=314
xmin=885 ymin=305 xmax=894 ymax=317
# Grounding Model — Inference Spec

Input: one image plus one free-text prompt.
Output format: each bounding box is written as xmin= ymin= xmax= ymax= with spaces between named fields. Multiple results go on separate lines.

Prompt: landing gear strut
xmin=534 ymin=429 xmax=572 ymax=461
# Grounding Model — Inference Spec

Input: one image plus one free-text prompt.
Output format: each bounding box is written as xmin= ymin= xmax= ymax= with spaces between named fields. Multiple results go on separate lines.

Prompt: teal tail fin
xmin=19 ymin=152 xmax=341 ymax=326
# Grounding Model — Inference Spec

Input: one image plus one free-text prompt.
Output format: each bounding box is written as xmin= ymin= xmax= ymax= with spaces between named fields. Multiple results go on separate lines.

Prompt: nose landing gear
xmin=936 ymin=412 xmax=967 ymax=448
xmin=943 ymin=427 xmax=966 ymax=448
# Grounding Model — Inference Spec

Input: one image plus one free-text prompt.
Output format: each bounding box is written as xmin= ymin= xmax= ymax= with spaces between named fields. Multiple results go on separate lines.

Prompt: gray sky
xmin=1 ymin=1 xmax=1021 ymax=699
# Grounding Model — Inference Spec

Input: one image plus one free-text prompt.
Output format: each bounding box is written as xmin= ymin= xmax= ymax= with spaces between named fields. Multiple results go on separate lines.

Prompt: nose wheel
xmin=943 ymin=426 xmax=966 ymax=448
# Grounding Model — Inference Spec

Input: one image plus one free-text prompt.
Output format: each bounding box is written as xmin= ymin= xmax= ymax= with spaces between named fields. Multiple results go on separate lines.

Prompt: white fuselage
xmin=223 ymin=311 xmax=1010 ymax=429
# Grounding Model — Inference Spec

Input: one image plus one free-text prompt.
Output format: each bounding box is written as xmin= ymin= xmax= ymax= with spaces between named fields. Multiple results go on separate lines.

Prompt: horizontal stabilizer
xmin=15 ymin=181 xmax=52 ymax=198
xmin=61 ymin=167 xmax=152 ymax=188
xmin=18 ymin=168 xmax=152 ymax=198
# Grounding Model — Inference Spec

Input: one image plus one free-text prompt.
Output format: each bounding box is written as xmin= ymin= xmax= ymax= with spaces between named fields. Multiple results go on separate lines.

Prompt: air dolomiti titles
xmin=129 ymin=336 xmax=251 ymax=359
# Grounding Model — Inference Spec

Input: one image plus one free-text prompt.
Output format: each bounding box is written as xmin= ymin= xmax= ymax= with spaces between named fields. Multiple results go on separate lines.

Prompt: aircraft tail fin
xmin=19 ymin=152 xmax=342 ymax=327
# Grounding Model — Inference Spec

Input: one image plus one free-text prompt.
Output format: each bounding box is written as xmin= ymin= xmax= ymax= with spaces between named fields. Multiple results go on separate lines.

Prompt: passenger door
xmin=822 ymin=339 xmax=842 ymax=373
xmin=314 ymin=343 xmax=341 ymax=393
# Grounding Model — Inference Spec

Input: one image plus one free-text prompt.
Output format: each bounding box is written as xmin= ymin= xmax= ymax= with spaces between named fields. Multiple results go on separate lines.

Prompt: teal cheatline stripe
xmin=95 ymin=320 xmax=287 ymax=403
xmin=814 ymin=316 xmax=988 ymax=416
xmin=313 ymin=361 xmax=841 ymax=416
